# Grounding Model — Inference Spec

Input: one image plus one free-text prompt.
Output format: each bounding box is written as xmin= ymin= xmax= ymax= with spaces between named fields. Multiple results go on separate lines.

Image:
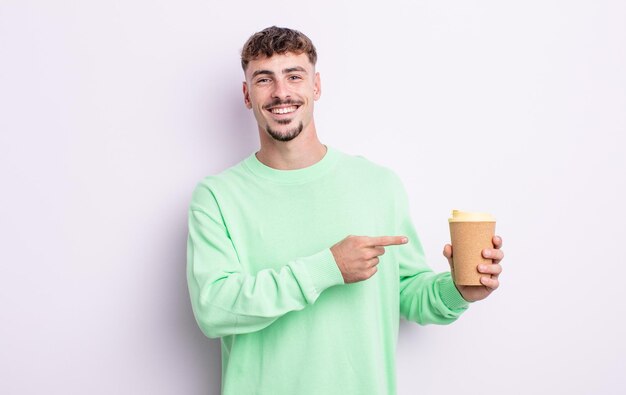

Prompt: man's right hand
xmin=330 ymin=235 xmax=409 ymax=284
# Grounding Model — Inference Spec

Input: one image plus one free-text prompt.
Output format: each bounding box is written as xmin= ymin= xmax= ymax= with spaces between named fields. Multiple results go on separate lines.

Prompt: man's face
xmin=243 ymin=52 xmax=321 ymax=142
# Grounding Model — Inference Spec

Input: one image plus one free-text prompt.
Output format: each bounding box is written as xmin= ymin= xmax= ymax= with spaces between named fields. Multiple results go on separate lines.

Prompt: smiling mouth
xmin=269 ymin=105 xmax=299 ymax=115
xmin=264 ymin=99 xmax=303 ymax=116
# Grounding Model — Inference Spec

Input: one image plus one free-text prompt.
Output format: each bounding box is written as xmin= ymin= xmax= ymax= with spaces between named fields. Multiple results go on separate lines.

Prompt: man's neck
xmin=255 ymin=139 xmax=328 ymax=171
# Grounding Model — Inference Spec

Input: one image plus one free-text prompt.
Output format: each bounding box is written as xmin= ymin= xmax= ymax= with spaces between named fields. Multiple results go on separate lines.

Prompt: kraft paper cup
xmin=448 ymin=210 xmax=496 ymax=286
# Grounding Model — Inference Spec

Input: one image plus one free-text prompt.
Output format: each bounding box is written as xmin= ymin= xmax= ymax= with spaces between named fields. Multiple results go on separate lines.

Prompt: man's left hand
xmin=443 ymin=235 xmax=504 ymax=303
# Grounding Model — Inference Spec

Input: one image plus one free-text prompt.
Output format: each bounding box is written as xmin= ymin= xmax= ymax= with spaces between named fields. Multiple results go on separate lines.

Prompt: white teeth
xmin=271 ymin=106 xmax=297 ymax=114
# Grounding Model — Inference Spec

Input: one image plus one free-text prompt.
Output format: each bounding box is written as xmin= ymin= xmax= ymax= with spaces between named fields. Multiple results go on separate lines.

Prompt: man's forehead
xmin=246 ymin=52 xmax=314 ymax=75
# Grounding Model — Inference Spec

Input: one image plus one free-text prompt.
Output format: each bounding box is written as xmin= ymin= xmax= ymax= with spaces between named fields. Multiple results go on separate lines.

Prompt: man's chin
xmin=265 ymin=121 xmax=304 ymax=142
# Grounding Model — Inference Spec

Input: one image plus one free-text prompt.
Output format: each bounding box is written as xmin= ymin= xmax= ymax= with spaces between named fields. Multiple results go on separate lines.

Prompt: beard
xmin=265 ymin=120 xmax=304 ymax=142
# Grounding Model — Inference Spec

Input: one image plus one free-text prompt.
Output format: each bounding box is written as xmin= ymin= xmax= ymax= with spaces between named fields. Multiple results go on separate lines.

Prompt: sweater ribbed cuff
xmin=301 ymin=248 xmax=345 ymax=296
xmin=438 ymin=274 xmax=470 ymax=310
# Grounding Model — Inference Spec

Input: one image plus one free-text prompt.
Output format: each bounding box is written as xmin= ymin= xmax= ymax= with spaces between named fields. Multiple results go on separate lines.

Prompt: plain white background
xmin=1 ymin=1 xmax=625 ymax=394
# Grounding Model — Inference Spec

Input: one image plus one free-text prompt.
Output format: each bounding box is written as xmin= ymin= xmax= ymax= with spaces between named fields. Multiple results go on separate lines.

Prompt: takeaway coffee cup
xmin=448 ymin=210 xmax=496 ymax=286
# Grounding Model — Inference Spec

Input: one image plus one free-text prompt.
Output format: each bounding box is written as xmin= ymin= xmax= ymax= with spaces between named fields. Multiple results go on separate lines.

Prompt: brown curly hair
xmin=241 ymin=26 xmax=317 ymax=71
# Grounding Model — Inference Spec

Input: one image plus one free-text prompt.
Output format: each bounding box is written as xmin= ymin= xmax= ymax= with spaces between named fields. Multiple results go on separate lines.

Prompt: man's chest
xmin=219 ymin=181 xmax=396 ymax=274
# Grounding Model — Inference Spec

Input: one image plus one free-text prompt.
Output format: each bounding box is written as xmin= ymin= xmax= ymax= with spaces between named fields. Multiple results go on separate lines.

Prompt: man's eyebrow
xmin=251 ymin=66 xmax=307 ymax=78
xmin=283 ymin=66 xmax=307 ymax=74
xmin=251 ymin=69 xmax=275 ymax=78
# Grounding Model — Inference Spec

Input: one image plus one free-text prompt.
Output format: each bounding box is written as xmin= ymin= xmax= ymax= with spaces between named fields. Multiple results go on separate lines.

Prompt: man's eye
xmin=257 ymin=78 xmax=271 ymax=84
xmin=289 ymin=75 xmax=302 ymax=81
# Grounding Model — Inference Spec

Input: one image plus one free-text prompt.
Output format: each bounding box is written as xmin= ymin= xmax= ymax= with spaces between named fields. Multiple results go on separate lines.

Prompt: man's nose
xmin=271 ymin=79 xmax=290 ymax=99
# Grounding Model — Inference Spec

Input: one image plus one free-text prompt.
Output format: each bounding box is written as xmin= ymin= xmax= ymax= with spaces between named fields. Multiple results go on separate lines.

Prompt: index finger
xmin=367 ymin=236 xmax=408 ymax=247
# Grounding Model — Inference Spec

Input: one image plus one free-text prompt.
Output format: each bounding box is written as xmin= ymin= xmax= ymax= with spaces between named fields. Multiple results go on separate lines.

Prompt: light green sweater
xmin=187 ymin=145 xmax=469 ymax=395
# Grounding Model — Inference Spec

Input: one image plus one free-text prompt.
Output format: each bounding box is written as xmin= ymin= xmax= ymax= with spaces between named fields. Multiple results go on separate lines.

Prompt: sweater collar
xmin=243 ymin=145 xmax=340 ymax=184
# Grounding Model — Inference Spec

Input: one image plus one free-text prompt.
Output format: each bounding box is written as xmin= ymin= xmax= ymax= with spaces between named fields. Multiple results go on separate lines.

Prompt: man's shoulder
xmin=189 ymin=154 xmax=253 ymax=208
xmin=196 ymin=154 xmax=253 ymax=186
xmin=337 ymin=148 xmax=402 ymax=184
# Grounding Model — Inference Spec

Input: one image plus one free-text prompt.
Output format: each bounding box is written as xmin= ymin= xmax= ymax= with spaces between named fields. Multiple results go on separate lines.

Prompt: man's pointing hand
xmin=330 ymin=235 xmax=408 ymax=284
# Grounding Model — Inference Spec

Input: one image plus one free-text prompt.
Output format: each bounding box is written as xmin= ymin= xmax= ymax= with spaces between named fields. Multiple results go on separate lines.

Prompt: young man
xmin=187 ymin=26 xmax=504 ymax=395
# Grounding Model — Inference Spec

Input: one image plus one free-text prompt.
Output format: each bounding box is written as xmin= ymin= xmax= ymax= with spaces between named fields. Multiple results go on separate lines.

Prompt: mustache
xmin=263 ymin=99 xmax=304 ymax=110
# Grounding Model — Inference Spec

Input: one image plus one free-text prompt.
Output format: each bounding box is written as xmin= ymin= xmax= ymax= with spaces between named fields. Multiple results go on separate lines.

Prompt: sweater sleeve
xmin=389 ymin=172 xmax=470 ymax=325
xmin=186 ymin=182 xmax=345 ymax=339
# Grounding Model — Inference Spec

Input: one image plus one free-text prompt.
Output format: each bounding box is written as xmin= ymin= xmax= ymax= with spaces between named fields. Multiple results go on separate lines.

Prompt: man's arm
xmin=186 ymin=186 xmax=344 ymax=339
xmin=388 ymin=172 xmax=470 ymax=325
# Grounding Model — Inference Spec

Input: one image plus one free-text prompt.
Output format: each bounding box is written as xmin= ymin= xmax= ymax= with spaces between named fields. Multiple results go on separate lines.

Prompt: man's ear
xmin=314 ymin=72 xmax=321 ymax=100
xmin=243 ymin=81 xmax=252 ymax=109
